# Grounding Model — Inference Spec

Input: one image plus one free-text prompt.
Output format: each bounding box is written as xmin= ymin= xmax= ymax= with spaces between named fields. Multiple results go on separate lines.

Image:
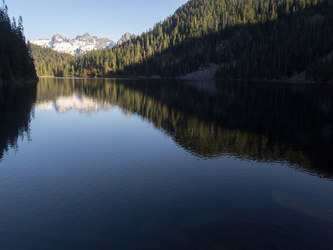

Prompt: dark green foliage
xmin=0 ymin=1 xmax=37 ymax=82
xmin=31 ymin=0 xmax=333 ymax=82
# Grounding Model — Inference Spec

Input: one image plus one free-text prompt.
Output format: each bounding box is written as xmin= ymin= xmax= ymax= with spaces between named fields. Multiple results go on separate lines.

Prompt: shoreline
xmin=33 ymin=70 xmax=332 ymax=84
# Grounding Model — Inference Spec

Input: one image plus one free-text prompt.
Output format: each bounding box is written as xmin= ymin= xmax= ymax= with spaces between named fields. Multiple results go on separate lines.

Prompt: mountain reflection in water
xmin=35 ymin=94 xmax=113 ymax=114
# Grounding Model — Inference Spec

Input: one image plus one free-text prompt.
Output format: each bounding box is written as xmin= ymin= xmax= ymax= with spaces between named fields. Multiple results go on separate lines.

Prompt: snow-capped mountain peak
xmin=30 ymin=33 xmax=134 ymax=56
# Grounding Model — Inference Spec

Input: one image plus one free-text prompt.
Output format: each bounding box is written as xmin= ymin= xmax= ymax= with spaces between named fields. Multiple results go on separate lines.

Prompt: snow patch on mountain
xmin=30 ymin=39 xmax=53 ymax=48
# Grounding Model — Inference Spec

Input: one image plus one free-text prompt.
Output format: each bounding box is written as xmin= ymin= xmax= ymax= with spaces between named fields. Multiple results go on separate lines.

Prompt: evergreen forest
xmin=0 ymin=2 xmax=37 ymax=83
xmin=22 ymin=0 xmax=333 ymax=82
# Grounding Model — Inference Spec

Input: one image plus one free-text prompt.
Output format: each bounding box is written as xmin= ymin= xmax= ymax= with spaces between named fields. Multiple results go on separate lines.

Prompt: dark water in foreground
xmin=0 ymin=78 xmax=332 ymax=249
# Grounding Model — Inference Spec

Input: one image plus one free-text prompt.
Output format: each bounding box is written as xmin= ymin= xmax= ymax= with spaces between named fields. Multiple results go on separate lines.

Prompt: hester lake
xmin=0 ymin=77 xmax=332 ymax=249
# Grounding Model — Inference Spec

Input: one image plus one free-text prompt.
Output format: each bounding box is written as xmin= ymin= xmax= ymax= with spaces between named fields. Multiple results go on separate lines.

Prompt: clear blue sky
xmin=6 ymin=0 xmax=188 ymax=41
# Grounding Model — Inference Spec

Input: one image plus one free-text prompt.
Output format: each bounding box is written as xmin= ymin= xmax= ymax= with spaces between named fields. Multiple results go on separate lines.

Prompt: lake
xmin=0 ymin=77 xmax=332 ymax=249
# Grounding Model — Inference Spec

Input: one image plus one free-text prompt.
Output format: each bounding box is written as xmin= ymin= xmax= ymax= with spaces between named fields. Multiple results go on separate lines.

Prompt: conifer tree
xmin=0 ymin=1 xmax=37 ymax=83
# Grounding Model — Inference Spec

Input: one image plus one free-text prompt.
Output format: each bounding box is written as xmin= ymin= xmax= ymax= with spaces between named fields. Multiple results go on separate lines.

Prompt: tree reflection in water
xmin=0 ymin=82 xmax=37 ymax=161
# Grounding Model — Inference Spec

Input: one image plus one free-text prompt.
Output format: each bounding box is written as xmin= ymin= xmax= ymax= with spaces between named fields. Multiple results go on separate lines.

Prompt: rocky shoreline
xmin=177 ymin=63 xmax=218 ymax=81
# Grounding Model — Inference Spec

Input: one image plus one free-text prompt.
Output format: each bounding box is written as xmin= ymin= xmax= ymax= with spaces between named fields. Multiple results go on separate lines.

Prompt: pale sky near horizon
xmin=5 ymin=0 xmax=188 ymax=41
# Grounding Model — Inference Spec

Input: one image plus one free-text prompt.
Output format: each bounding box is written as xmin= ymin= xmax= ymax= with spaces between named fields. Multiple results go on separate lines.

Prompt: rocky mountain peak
xmin=76 ymin=33 xmax=99 ymax=43
xmin=52 ymin=34 xmax=64 ymax=42
xmin=117 ymin=32 xmax=136 ymax=45
xmin=75 ymin=33 xmax=90 ymax=40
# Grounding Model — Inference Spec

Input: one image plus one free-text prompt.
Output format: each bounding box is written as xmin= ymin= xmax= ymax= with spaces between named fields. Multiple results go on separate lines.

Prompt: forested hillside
xmin=31 ymin=0 xmax=333 ymax=82
xmin=30 ymin=44 xmax=74 ymax=77
xmin=0 ymin=2 xmax=37 ymax=83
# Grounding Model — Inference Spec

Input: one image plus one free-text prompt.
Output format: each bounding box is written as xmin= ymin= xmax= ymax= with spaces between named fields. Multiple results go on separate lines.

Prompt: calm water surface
xmin=0 ymin=78 xmax=332 ymax=249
